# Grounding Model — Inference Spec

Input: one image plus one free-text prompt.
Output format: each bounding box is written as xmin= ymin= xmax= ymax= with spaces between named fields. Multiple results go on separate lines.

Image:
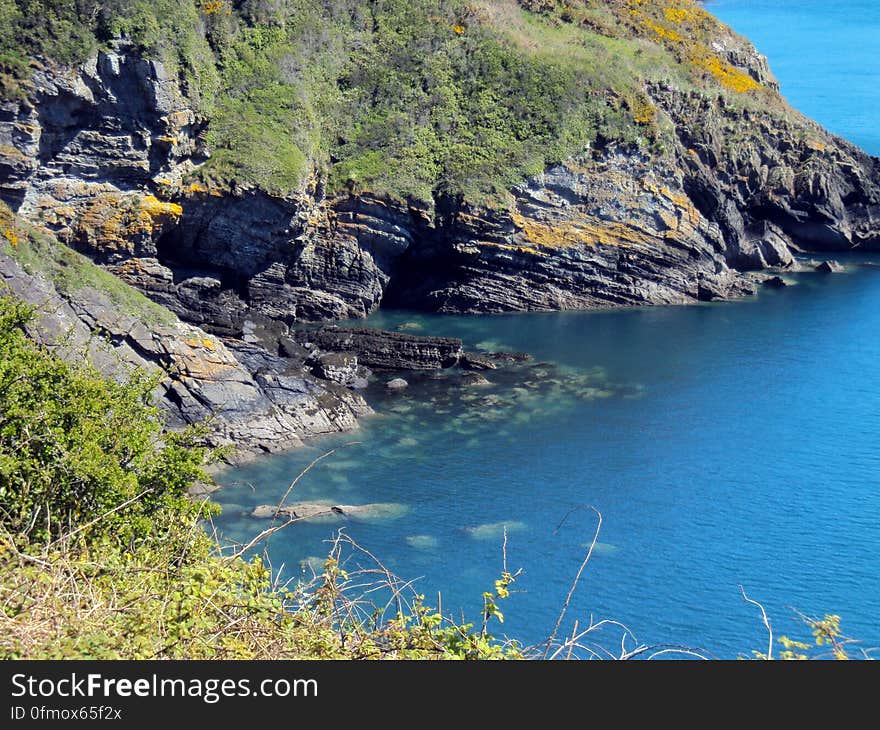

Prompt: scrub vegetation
xmin=0 ymin=0 xmax=773 ymax=203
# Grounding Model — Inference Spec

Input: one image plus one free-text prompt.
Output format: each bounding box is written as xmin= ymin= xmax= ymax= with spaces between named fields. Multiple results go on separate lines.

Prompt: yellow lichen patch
xmin=0 ymin=143 xmax=28 ymax=162
xmin=691 ymin=53 xmax=760 ymax=93
xmin=643 ymin=182 xmax=702 ymax=229
xmin=76 ymin=194 xmax=182 ymax=253
xmin=657 ymin=209 xmax=681 ymax=232
xmin=184 ymin=337 xmax=217 ymax=352
xmin=806 ymin=139 xmax=827 ymax=153
xmin=452 ymin=24 xmax=465 ymax=35
xmin=509 ymin=211 xmax=655 ymax=252
xmin=139 ymin=195 xmax=183 ymax=219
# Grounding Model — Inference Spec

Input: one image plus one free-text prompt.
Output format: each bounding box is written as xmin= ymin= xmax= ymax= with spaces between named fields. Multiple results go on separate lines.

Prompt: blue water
xmin=707 ymin=0 xmax=880 ymax=155
xmin=214 ymin=3 xmax=880 ymax=658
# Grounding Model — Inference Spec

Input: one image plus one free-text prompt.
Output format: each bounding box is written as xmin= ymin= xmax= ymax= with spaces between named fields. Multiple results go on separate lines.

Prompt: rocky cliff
xmin=2 ymin=37 xmax=877 ymax=348
xmin=0 ymin=238 xmax=371 ymax=458
xmin=1 ymin=4 xmax=878 ymax=375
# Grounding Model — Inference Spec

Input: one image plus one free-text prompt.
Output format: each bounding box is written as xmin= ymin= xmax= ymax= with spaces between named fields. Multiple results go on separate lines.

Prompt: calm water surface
xmin=214 ymin=2 xmax=880 ymax=657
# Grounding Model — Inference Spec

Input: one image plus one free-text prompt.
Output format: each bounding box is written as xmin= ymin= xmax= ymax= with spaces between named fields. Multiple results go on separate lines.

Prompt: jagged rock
xmin=736 ymin=222 xmax=795 ymax=270
xmin=308 ymin=352 xmax=369 ymax=388
xmin=460 ymin=353 xmax=498 ymax=371
xmin=292 ymin=326 xmax=463 ymax=370
xmin=816 ymin=260 xmax=844 ymax=273
xmin=1 ymin=36 xmax=878 ymax=337
xmin=462 ymin=374 xmax=491 ymax=387
xmin=0 ymin=249 xmax=370 ymax=457
xmin=188 ymin=481 xmax=222 ymax=497
xmin=386 ymin=378 xmax=409 ymax=390
xmin=762 ymin=276 xmax=788 ymax=288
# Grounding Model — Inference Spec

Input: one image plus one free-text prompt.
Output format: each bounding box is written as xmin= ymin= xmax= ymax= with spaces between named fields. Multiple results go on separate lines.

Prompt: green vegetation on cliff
xmin=0 ymin=1 xmax=774 ymax=203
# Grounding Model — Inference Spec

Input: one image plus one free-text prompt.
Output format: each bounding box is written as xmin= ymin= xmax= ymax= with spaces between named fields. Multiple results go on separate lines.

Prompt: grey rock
xmin=386 ymin=378 xmax=409 ymax=390
xmin=1 ymin=37 xmax=878 ymax=341
xmin=762 ymin=276 xmax=788 ymax=288
xmin=815 ymin=260 xmax=844 ymax=273
xmin=0 ymin=249 xmax=370 ymax=458
xmin=293 ymin=326 xmax=463 ymax=370
xmin=308 ymin=352 xmax=367 ymax=387
xmin=251 ymin=502 xmax=408 ymax=521
xmin=460 ymin=353 xmax=498 ymax=371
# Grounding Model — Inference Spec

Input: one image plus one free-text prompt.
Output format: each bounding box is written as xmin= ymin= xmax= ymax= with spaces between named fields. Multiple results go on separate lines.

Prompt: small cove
xmin=213 ymin=1 xmax=880 ymax=657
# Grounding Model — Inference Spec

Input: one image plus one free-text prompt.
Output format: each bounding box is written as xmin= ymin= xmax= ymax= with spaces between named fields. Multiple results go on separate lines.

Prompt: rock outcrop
xmin=0 ymin=247 xmax=370 ymax=458
xmin=293 ymin=326 xmax=463 ymax=370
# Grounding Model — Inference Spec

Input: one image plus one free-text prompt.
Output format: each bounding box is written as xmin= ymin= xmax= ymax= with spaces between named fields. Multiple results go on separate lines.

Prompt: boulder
xmin=386 ymin=377 xmax=409 ymax=390
xmin=460 ymin=352 xmax=498 ymax=371
xmin=815 ymin=260 xmax=844 ymax=273
xmin=762 ymin=276 xmax=788 ymax=288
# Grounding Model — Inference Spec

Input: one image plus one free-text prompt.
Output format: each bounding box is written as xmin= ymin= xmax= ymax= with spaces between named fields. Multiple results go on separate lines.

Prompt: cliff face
xmin=0 ymin=243 xmax=371 ymax=458
xmin=1 ymin=12 xmax=878 ymax=341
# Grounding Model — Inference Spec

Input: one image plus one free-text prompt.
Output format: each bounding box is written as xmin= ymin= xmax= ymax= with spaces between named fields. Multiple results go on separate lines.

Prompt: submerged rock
xmin=460 ymin=352 xmax=498 ymax=371
xmin=464 ymin=521 xmax=527 ymax=540
xmin=396 ymin=321 xmax=423 ymax=332
xmin=251 ymin=501 xmax=408 ymax=521
xmin=299 ymin=556 xmax=327 ymax=573
xmin=405 ymin=535 xmax=439 ymax=550
xmin=462 ymin=374 xmax=491 ymax=387
xmin=386 ymin=377 xmax=409 ymax=390
xmin=487 ymin=352 xmax=533 ymax=363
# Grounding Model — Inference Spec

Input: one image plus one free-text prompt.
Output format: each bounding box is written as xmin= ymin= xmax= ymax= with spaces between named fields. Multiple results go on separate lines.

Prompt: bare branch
xmin=543 ymin=505 xmax=602 ymax=659
xmin=741 ymin=585 xmax=773 ymax=660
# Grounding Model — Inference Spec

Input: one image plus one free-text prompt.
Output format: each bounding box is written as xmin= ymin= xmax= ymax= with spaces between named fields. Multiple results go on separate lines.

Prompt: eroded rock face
xmin=2 ymin=39 xmax=878 ymax=339
xmin=384 ymin=152 xmax=759 ymax=312
xmin=0 ymin=249 xmax=370 ymax=458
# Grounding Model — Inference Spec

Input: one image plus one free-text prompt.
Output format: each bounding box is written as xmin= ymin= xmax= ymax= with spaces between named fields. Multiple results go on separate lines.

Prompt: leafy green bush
xmin=0 ymin=293 xmax=210 ymax=549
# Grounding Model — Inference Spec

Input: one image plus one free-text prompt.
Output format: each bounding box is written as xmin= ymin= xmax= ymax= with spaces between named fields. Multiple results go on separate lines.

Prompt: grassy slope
xmin=0 ymin=1 xmax=781 ymax=206
xmin=0 ymin=202 xmax=176 ymax=325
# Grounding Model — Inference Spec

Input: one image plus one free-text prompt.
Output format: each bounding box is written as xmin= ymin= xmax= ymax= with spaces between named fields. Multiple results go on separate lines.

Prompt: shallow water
xmin=214 ymin=2 xmax=880 ymax=657
xmin=215 ymin=258 xmax=880 ymax=657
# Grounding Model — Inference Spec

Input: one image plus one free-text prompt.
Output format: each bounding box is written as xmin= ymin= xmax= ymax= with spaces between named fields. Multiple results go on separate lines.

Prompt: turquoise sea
xmin=214 ymin=1 xmax=880 ymax=658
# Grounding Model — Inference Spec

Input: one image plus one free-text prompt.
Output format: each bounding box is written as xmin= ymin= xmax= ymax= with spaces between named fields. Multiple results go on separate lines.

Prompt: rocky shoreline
xmin=1 ymin=21 xmax=878 ymax=455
